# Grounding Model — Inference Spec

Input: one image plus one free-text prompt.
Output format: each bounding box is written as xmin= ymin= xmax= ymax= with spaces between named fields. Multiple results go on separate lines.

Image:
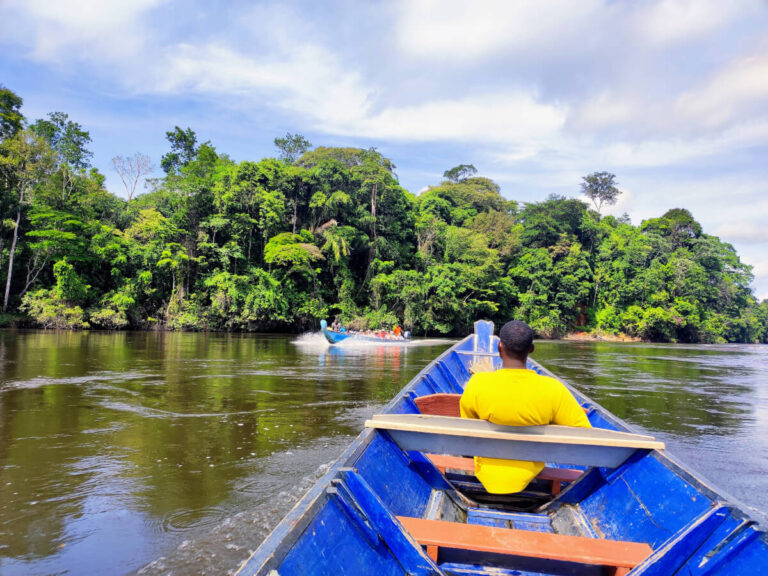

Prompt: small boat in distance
xmin=320 ymin=319 xmax=411 ymax=345
xmin=238 ymin=320 xmax=768 ymax=575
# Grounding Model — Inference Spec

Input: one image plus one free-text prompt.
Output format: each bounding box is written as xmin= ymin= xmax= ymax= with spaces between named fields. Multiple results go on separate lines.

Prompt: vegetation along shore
xmin=1 ymin=85 xmax=766 ymax=343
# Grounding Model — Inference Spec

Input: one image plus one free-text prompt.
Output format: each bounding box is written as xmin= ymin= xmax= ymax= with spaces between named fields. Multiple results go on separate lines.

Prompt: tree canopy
xmin=1 ymin=85 xmax=767 ymax=343
xmin=580 ymin=171 xmax=621 ymax=214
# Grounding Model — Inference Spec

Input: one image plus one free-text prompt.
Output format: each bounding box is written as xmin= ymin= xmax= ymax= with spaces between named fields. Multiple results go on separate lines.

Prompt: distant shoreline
xmin=0 ymin=320 xmax=653 ymax=343
xmin=562 ymin=331 xmax=642 ymax=343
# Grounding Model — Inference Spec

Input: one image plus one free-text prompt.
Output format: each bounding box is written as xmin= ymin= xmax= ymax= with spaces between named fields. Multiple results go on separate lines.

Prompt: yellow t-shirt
xmin=459 ymin=368 xmax=591 ymax=494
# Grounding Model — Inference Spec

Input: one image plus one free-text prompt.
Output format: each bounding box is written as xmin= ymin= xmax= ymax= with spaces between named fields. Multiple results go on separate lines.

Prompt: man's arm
xmin=459 ymin=380 xmax=479 ymax=419
xmin=553 ymin=385 xmax=591 ymax=428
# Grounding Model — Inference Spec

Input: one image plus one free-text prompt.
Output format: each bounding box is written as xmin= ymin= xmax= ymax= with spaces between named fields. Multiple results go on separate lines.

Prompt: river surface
xmin=0 ymin=331 xmax=766 ymax=575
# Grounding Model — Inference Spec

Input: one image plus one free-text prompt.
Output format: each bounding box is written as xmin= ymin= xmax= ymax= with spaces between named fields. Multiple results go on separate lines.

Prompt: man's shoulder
xmin=528 ymin=372 xmax=569 ymax=392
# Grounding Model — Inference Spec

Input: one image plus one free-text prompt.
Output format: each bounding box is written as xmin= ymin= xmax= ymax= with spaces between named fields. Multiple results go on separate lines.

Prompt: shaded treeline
xmin=1 ymin=86 xmax=766 ymax=342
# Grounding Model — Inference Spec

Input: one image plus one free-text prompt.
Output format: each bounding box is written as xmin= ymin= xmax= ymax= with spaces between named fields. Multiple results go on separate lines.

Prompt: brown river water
xmin=0 ymin=330 xmax=767 ymax=575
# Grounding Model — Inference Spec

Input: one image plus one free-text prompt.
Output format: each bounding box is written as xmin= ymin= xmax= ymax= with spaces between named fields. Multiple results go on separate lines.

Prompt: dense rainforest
xmin=1 ymin=86 xmax=767 ymax=342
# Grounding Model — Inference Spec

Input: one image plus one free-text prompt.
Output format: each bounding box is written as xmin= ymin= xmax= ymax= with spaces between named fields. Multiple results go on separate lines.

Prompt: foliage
xmin=580 ymin=171 xmax=621 ymax=214
xmin=30 ymin=112 xmax=92 ymax=170
xmin=1 ymin=85 xmax=767 ymax=341
xmin=0 ymin=84 xmax=24 ymax=140
xmin=160 ymin=126 xmax=198 ymax=175
xmin=443 ymin=164 xmax=477 ymax=183
xmin=274 ymin=132 xmax=312 ymax=164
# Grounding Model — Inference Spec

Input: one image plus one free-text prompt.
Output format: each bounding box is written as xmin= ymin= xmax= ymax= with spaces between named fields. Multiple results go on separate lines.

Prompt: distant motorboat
xmin=320 ymin=319 xmax=410 ymax=345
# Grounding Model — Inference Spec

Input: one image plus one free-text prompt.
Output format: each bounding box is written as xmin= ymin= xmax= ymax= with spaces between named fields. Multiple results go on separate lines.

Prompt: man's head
xmin=498 ymin=320 xmax=535 ymax=364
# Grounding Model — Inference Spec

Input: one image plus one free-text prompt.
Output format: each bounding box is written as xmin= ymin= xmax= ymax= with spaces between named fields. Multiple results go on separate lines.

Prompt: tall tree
xmin=0 ymin=130 xmax=56 ymax=311
xmin=30 ymin=112 xmax=92 ymax=170
xmin=112 ymin=153 xmax=154 ymax=201
xmin=0 ymin=85 xmax=24 ymax=141
xmin=580 ymin=171 xmax=621 ymax=215
xmin=30 ymin=112 xmax=93 ymax=205
xmin=443 ymin=164 xmax=477 ymax=183
xmin=274 ymin=132 xmax=311 ymax=164
xmin=160 ymin=126 xmax=198 ymax=174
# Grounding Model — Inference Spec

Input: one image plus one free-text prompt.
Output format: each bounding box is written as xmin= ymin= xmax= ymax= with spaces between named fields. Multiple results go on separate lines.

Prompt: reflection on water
xmin=0 ymin=331 xmax=452 ymax=575
xmin=1 ymin=332 xmax=767 ymax=574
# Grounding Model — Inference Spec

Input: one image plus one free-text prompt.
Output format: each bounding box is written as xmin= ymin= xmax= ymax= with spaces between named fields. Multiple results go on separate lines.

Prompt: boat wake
xmin=291 ymin=332 xmax=330 ymax=348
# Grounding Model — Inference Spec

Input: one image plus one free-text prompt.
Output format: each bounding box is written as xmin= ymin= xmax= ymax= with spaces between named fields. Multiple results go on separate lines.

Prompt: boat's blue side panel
xmin=632 ymin=506 xmax=768 ymax=575
xmin=579 ymin=451 xmax=714 ymax=547
xmin=695 ymin=530 xmax=768 ymax=575
xmin=277 ymin=497 xmax=407 ymax=576
xmin=353 ymin=433 xmax=433 ymax=518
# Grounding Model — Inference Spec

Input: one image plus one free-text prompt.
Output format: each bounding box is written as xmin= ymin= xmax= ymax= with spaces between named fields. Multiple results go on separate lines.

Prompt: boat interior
xmin=238 ymin=321 xmax=768 ymax=576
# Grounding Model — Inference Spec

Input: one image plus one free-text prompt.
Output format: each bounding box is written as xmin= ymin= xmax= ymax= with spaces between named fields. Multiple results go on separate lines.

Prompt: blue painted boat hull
xmin=320 ymin=319 xmax=410 ymax=345
xmin=238 ymin=321 xmax=768 ymax=575
xmin=320 ymin=319 xmax=352 ymax=344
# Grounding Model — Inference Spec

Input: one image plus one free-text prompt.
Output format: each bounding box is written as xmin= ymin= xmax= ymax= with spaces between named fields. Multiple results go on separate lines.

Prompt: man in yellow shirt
xmin=460 ymin=320 xmax=591 ymax=494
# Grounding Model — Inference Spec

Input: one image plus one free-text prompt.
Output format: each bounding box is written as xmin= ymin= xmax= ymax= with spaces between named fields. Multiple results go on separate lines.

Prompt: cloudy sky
xmin=2 ymin=0 xmax=768 ymax=297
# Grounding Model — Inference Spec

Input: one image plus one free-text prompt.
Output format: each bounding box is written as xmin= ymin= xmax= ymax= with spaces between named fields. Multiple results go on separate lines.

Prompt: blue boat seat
xmin=466 ymin=508 xmax=553 ymax=532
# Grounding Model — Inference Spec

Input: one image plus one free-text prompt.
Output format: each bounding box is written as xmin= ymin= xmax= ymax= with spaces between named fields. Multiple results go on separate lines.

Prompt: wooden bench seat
xmin=397 ymin=516 xmax=653 ymax=576
xmin=366 ymin=414 xmax=664 ymax=468
xmin=426 ymin=454 xmax=583 ymax=495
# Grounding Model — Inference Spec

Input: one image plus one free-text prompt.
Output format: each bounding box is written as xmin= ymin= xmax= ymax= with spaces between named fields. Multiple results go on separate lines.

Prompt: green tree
xmin=31 ymin=112 xmax=92 ymax=171
xmin=0 ymin=130 xmax=56 ymax=311
xmin=580 ymin=171 xmax=621 ymax=215
xmin=274 ymin=132 xmax=312 ymax=164
xmin=0 ymin=85 xmax=24 ymax=141
xmin=443 ymin=164 xmax=477 ymax=183
xmin=161 ymin=126 xmax=198 ymax=175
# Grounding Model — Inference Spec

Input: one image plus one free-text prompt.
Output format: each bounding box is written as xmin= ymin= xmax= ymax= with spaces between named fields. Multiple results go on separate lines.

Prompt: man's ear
xmin=529 ymin=343 xmax=535 ymax=354
xmin=497 ymin=341 xmax=504 ymax=356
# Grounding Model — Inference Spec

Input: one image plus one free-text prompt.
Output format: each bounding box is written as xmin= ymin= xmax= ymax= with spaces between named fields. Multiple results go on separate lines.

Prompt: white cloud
xmin=395 ymin=1 xmax=757 ymax=64
xmin=152 ymin=42 xmax=371 ymax=127
xmin=676 ymin=53 xmax=768 ymax=130
xmin=635 ymin=0 xmax=757 ymax=46
xmin=395 ymin=0 xmax=602 ymax=61
xmin=1 ymin=0 xmax=163 ymax=61
xmin=324 ymin=94 xmax=566 ymax=142
xmin=713 ymin=222 xmax=768 ymax=244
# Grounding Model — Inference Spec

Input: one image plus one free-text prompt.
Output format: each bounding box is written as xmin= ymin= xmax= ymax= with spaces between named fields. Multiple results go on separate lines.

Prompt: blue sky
xmin=3 ymin=0 xmax=768 ymax=297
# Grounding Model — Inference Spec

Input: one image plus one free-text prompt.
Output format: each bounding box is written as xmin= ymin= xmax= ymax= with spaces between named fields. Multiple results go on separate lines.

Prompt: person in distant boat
xmin=393 ymin=325 xmax=402 ymax=338
xmin=459 ymin=320 xmax=591 ymax=494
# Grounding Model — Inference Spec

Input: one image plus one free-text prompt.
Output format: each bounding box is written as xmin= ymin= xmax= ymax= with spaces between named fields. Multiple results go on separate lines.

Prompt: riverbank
xmin=563 ymin=330 xmax=642 ymax=343
xmin=0 ymin=318 xmax=697 ymax=344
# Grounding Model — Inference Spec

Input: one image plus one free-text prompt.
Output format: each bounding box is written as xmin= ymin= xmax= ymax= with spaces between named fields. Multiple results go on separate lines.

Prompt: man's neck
xmin=501 ymin=357 xmax=528 ymax=370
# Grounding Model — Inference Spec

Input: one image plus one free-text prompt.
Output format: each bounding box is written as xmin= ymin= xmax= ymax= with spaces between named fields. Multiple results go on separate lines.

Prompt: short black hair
xmin=499 ymin=320 xmax=534 ymax=354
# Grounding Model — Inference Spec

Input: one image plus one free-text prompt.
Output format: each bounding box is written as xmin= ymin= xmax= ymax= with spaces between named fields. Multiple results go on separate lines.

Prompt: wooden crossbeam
xmin=366 ymin=414 xmax=664 ymax=468
xmin=397 ymin=516 xmax=653 ymax=576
